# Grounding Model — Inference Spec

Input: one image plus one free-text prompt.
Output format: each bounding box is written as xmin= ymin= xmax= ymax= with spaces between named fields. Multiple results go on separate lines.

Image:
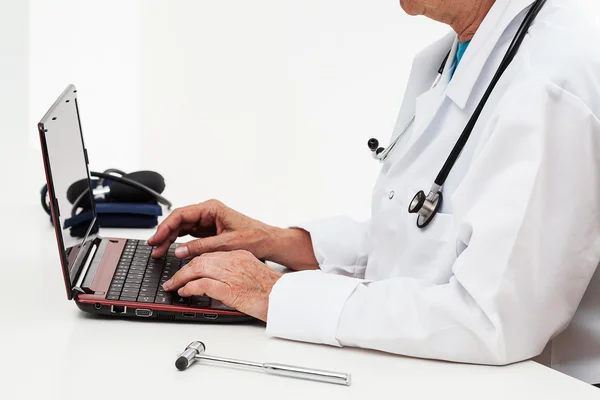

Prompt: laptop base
xmin=76 ymin=300 xmax=255 ymax=323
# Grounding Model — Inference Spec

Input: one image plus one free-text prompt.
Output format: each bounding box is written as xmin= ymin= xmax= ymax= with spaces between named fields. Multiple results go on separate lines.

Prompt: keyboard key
xmin=124 ymin=282 xmax=140 ymax=289
xmin=173 ymin=295 xmax=190 ymax=306
xmin=126 ymin=278 xmax=143 ymax=284
xmin=155 ymin=296 xmax=171 ymax=304
xmin=106 ymin=295 xmax=120 ymax=300
xmin=142 ymin=282 xmax=158 ymax=289
xmin=145 ymin=268 xmax=161 ymax=275
xmin=120 ymin=296 xmax=137 ymax=302
xmin=143 ymin=277 xmax=159 ymax=284
xmin=190 ymin=296 xmax=211 ymax=308
xmin=131 ymin=261 xmax=147 ymax=266
xmin=137 ymin=296 xmax=155 ymax=303
xmin=140 ymin=288 xmax=157 ymax=295
xmin=147 ymin=261 xmax=162 ymax=268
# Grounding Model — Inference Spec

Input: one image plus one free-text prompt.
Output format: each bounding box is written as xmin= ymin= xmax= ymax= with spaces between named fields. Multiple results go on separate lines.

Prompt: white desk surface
xmin=2 ymin=205 xmax=600 ymax=400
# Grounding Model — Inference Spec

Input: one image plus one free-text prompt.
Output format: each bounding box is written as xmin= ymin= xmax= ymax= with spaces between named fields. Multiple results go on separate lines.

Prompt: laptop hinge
xmin=73 ymin=238 xmax=108 ymax=295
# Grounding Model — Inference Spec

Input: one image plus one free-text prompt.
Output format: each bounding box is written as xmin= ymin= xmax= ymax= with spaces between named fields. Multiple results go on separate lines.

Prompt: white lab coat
xmin=266 ymin=0 xmax=600 ymax=384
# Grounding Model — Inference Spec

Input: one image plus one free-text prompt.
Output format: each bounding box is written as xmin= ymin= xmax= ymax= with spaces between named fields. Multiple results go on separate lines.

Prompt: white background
xmin=4 ymin=4 xmax=600 ymax=398
xmin=2 ymin=0 xmax=448 ymax=227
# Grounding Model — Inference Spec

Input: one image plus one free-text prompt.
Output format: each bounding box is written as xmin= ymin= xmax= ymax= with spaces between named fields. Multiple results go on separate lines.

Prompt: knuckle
xmin=192 ymin=262 xmax=204 ymax=274
xmin=172 ymin=206 xmax=184 ymax=215
xmin=235 ymin=249 xmax=253 ymax=259
xmin=205 ymin=199 xmax=223 ymax=208
xmin=190 ymin=280 xmax=203 ymax=292
xmin=189 ymin=240 xmax=202 ymax=251
xmin=199 ymin=279 xmax=211 ymax=291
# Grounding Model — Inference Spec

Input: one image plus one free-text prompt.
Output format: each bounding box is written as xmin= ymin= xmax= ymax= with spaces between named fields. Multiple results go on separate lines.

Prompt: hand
xmin=162 ymin=250 xmax=282 ymax=321
xmin=148 ymin=199 xmax=320 ymax=271
xmin=148 ymin=199 xmax=275 ymax=260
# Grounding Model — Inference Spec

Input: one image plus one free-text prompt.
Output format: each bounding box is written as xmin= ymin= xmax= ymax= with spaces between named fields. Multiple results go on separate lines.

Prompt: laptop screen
xmin=38 ymin=85 xmax=97 ymax=296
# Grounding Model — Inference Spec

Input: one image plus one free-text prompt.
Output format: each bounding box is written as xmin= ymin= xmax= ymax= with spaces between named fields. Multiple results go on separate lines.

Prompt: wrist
xmin=260 ymin=226 xmax=289 ymax=262
xmin=264 ymin=227 xmax=318 ymax=270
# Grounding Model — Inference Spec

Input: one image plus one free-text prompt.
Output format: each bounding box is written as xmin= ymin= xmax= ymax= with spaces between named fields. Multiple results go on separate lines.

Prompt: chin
xmin=399 ymin=0 xmax=420 ymax=16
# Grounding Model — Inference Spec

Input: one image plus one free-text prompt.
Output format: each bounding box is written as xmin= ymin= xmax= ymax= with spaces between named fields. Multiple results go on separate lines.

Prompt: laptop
xmin=38 ymin=84 xmax=253 ymax=323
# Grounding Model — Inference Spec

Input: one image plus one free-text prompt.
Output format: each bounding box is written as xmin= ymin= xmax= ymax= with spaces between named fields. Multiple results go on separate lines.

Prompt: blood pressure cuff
xmin=62 ymin=202 xmax=163 ymax=237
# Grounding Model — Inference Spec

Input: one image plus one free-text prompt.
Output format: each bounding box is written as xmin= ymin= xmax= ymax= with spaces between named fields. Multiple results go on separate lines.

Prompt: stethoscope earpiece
xmin=368 ymin=138 xmax=385 ymax=159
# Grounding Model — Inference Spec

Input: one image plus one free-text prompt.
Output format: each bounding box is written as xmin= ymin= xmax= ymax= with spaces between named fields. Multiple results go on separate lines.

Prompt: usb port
xmin=181 ymin=312 xmax=196 ymax=319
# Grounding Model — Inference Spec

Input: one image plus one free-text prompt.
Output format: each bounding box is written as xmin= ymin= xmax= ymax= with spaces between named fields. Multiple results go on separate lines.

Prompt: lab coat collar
xmin=445 ymin=0 xmax=536 ymax=109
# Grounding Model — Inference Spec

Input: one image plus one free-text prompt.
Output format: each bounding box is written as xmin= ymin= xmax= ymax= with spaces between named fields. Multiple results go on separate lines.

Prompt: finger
xmin=177 ymin=252 xmax=232 ymax=276
xmin=151 ymin=222 xmax=196 ymax=258
xmin=188 ymin=226 xmax=218 ymax=238
xmin=174 ymin=231 xmax=241 ymax=258
xmin=151 ymin=231 xmax=179 ymax=258
xmin=178 ymin=278 xmax=230 ymax=300
xmin=148 ymin=204 xmax=209 ymax=246
xmin=162 ymin=256 xmax=231 ymax=291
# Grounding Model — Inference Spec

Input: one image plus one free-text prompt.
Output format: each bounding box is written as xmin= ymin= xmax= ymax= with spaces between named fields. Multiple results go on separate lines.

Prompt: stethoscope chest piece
xmin=408 ymin=189 xmax=443 ymax=228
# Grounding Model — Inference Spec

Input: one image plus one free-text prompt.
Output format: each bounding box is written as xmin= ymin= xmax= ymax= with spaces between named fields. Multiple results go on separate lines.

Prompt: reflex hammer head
xmin=175 ymin=341 xmax=206 ymax=371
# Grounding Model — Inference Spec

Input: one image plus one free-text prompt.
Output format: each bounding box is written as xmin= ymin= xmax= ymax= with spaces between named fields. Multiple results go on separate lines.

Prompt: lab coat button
xmin=389 ymin=191 xmax=395 ymax=199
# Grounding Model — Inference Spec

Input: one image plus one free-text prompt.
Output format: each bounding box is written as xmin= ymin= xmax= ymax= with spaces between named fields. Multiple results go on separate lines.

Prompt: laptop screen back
xmin=38 ymin=85 xmax=96 ymax=298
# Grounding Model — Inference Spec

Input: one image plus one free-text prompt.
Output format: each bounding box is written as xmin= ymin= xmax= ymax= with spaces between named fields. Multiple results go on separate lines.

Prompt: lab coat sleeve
xmin=267 ymin=79 xmax=600 ymax=365
xmin=291 ymin=216 xmax=369 ymax=278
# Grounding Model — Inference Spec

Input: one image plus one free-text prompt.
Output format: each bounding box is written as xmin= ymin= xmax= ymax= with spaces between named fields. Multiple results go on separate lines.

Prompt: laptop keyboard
xmin=106 ymin=239 xmax=211 ymax=308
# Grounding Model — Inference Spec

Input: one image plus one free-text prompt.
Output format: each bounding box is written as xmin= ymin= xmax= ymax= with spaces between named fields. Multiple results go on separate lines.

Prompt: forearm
xmin=263 ymin=227 xmax=319 ymax=271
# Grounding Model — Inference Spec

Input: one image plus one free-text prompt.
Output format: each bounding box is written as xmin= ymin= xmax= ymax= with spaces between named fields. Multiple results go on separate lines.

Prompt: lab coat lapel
xmin=389 ymin=32 xmax=455 ymax=143
xmin=446 ymin=0 xmax=535 ymax=109
xmin=387 ymin=0 xmax=536 ymax=174
xmin=384 ymin=33 xmax=456 ymax=173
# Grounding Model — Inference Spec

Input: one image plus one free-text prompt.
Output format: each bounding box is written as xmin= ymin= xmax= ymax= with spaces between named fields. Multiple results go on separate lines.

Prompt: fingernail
xmin=175 ymin=246 xmax=189 ymax=258
xmin=148 ymin=234 xmax=154 ymax=243
xmin=163 ymin=280 xmax=171 ymax=290
xmin=178 ymin=288 xmax=184 ymax=295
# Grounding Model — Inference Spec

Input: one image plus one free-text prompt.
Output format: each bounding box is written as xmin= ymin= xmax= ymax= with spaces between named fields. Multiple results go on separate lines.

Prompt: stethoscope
xmin=368 ymin=0 xmax=547 ymax=229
